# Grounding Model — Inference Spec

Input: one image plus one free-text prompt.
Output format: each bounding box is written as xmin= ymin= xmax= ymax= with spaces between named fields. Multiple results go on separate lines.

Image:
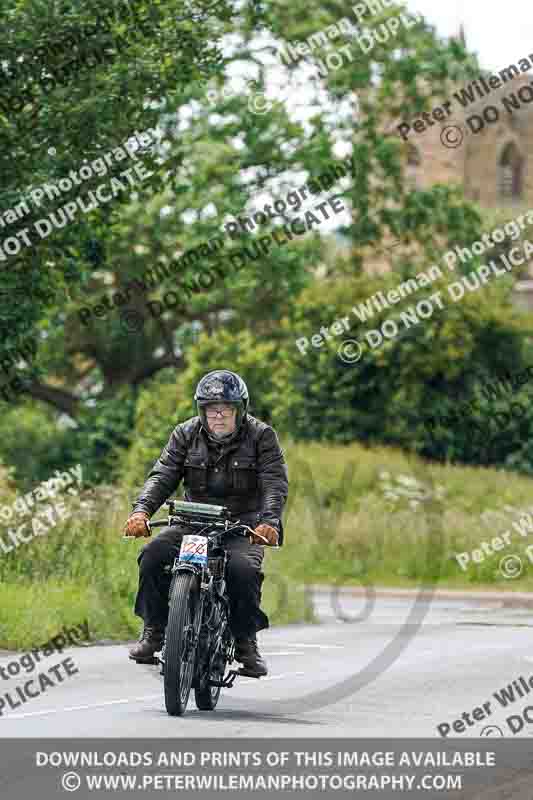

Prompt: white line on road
xmin=2 ymin=673 xmax=307 ymax=719
xmin=261 ymin=651 xmax=305 ymax=656
xmin=2 ymin=693 xmax=163 ymax=720
xmin=237 ymin=671 xmax=305 ymax=686
xmin=289 ymin=644 xmax=345 ymax=649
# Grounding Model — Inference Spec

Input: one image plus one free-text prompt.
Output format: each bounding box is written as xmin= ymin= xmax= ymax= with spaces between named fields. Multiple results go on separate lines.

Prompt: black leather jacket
xmin=131 ymin=414 xmax=289 ymax=545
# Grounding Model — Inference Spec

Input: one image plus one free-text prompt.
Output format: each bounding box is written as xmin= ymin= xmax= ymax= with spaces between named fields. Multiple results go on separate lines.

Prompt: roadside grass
xmin=282 ymin=441 xmax=533 ymax=590
xmin=1 ymin=441 xmax=533 ymax=649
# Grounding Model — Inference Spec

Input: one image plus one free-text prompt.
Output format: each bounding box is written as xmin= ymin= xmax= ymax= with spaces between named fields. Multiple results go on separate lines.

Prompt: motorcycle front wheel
xmin=164 ymin=571 xmax=200 ymax=716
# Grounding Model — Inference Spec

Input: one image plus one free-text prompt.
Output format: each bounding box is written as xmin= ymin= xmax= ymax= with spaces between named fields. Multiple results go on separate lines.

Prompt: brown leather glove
xmin=250 ymin=523 xmax=278 ymax=546
xmin=123 ymin=512 xmax=150 ymax=538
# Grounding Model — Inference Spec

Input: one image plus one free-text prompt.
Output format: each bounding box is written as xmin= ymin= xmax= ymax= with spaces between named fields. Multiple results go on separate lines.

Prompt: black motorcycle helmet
xmin=194 ymin=370 xmax=249 ymax=438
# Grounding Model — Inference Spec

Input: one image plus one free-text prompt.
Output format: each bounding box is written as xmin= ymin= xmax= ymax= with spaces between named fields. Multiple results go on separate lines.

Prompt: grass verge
xmin=2 ymin=440 xmax=533 ymax=648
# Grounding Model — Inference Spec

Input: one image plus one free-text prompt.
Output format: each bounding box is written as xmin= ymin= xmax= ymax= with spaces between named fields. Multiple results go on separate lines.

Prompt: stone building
xmin=393 ymin=30 xmax=533 ymax=303
xmin=403 ymin=67 xmax=532 ymax=210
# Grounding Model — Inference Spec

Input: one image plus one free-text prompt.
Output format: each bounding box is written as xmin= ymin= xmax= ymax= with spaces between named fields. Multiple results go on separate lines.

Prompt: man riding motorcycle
xmin=123 ymin=369 xmax=289 ymax=677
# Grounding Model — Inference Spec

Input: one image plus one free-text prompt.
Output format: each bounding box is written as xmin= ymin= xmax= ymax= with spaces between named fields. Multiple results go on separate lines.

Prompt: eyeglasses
xmin=205 ymin=406 xmax=236 ymax=419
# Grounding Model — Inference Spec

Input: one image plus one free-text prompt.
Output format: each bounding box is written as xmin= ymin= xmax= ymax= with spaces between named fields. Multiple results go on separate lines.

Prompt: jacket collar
xmin=199 ymin=415 xmax=249 ymax=458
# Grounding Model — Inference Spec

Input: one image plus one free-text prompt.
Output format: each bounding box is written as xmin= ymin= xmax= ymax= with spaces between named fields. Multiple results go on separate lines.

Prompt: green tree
xmin=272 ymin=270 xmax=533 ymax=473
xmin=0 ymin=0 xmax=229 ymax=412
xmin=0 ymin=0 xmax=498 ymax=480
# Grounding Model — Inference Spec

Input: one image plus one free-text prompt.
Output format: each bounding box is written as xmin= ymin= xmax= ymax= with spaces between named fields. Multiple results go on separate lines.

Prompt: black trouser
xmin=134 ymin=525 xmax=269 ymax=640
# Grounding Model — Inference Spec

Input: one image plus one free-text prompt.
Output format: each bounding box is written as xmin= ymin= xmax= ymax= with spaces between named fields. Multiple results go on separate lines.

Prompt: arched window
xmin=498 ymin=142 xmax=523 ymax=201
xmin=407 ymin=144 xmax=421 ymax=167
xmin=406 ymin=144 xmax=421 ymax=188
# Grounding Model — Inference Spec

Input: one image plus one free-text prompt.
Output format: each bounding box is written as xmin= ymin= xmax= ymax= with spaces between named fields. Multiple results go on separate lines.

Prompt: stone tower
xmin=404 ymin=30 xmax=533 ymax=211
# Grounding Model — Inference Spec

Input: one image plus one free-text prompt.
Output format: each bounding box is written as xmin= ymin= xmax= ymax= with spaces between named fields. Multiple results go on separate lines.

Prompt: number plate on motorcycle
xmin=179 ymin=534 xmax=208 ymax=566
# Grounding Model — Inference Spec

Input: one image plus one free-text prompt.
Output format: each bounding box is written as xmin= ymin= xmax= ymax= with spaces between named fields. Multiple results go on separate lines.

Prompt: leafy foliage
xmin=271 ymin=271 xmax=533 ymax=470
xmin=1 ymin=0 xmax=531 ymax=485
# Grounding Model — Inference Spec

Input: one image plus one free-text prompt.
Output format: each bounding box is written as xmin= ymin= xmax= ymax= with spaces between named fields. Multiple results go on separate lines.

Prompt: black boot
xmin=129 ymin=624 xmax=165 ymax=663
xmin=234 ymin=634 xmax=267 ymax=677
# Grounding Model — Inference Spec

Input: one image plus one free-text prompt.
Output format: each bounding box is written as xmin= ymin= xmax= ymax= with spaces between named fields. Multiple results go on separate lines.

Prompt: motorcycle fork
xmin=158 ymin=567 xmax=205 ymax=676
xmin=191 ymin=567 xmax=212 ymax=677
xmin=191 ymin=589 xmax=205 ymax=659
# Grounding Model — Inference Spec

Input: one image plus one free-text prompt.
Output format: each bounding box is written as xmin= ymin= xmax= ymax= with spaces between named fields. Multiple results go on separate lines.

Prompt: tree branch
xmin=129 ymin=353 xmax=185 ymax=385
xmin=154 ymin=314 xmax=176 ymax=354
xmin=23 ymin=380 xmax=80 ymax=417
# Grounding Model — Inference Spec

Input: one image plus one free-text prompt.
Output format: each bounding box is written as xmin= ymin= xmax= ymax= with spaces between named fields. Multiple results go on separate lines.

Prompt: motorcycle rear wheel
xmin=194 ymin=606 xmax=229 ymax=711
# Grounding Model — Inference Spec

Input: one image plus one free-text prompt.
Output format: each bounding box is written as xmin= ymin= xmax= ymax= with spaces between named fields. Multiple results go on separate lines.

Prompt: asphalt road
xmin=2 ymin=588 xmax=533 ymax=738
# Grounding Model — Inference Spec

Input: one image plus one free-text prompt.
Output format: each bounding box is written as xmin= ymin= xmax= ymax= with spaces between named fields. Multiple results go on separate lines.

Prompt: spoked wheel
xmin=194 ymin=610 xmax=229 ymax=711
xmin=164 ymin=572 xmax=200 ymax=716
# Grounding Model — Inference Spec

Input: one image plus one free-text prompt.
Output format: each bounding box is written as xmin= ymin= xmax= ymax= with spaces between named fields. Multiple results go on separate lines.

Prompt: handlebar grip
xmin=122 ymin=519 xmax=154 ymax=540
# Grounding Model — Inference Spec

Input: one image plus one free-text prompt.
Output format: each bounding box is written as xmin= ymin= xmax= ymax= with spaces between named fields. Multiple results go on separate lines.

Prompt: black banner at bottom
xmin=0 ymin=739 xmax=531 ymax=798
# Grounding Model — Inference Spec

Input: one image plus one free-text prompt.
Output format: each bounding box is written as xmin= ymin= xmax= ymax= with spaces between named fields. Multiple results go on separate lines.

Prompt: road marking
xmin=289 ymin=644 xmax=345 ymax=649
xmin=261 ymin=651 xmax=305 ymax=656
xmin=238 ymin=671 xmax=305 ymax=685
xmin=1 ymin=694 xmax=162 ymax=720
xmin=3 ymin=672 xmax=307 ymax=718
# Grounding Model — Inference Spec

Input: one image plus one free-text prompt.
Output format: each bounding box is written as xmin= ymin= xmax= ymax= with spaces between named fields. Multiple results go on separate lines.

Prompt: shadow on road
xmin=154 ymin=707 xmax=321 ymax=726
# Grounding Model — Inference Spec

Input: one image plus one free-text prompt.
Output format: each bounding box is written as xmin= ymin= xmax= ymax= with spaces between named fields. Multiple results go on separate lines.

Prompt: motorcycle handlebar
xmin=146 ymin=516 xmax=255 ymax=535
xmin=122 ymin=517 xmax=274 ymax=544
xmin=146 ymin=519 xmax=172 ymax=531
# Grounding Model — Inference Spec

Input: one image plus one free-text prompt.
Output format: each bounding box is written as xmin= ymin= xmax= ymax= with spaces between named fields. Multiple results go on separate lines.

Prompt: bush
xmin=272 ymin=270 xmax=533 ymax=473
xmin=0 ymin=388 xmax=137 ymax=490
xmin=0 ymin=403 xmax=73 ymax=490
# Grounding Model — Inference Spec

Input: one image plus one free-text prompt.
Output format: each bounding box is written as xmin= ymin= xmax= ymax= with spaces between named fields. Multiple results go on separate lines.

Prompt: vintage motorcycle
xmin=128 ymin=500 xmax=269 ymax=716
